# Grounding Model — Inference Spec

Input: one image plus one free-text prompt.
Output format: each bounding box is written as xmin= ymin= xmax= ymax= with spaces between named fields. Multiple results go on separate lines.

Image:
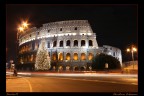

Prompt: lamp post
xmin=17 ymin=20 xmax=29 ymax=70
xmin=127 ymin=45 xmax=137 ymax=69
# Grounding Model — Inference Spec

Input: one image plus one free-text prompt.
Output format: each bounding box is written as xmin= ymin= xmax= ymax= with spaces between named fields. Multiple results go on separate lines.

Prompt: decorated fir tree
xmin=35 ymin=39 xmax=51 ymax=70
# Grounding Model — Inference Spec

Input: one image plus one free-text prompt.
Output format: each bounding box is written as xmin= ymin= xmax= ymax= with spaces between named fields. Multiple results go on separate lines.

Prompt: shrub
xmin=92 ymin=53 xmax=121 ymax=70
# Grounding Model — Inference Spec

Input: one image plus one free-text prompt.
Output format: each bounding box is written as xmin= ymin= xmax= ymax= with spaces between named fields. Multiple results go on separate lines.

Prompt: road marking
xmin=131 ymin=83 xmax=138 ymax=85
xmin=48 ymin=77 xmax=138 ymax=85
xmin=17 ymin=75 xmax=31 ymax=78
xmin=23 ymin=78 xmax=33 ymax=92
xmin=17 ymin=76 xmax=22 ymax=77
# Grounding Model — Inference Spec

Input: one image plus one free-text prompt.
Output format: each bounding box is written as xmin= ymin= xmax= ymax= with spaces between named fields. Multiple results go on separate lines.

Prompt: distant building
xmin=17 ymin=20 xmax=122 ymax=71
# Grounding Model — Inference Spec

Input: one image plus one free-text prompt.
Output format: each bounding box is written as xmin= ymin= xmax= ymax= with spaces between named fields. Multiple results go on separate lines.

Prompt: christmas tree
xmin=35 ymin=39 xmax=51 ymax=70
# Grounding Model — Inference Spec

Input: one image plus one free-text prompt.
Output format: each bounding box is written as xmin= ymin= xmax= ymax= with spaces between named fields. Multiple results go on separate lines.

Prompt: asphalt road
xmin=6 ymin=75 xmax=138 ymax=92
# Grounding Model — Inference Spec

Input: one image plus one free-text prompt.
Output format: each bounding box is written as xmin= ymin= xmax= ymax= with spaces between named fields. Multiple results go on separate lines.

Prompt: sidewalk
xmin=6 ymin=76 xmax=31 ymax=92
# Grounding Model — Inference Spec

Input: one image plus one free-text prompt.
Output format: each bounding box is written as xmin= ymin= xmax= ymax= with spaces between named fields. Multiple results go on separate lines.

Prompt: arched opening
xmin=52 ymin=66 xmax=56 ymax=71
xmin=26 ymin=45 xmax=28 ymax=51
xmin=81 ymin=40 xmax=85 ymax=46
xmin=74 ymin=27 xmax=77 ymax=30
xmin=89 ymin=40 xmax=93 ymax=46
xmin=89 ymin=66 xmax=92 ymax=71
xmin=66 ymin=40 xmax=70 ymax=46
xmin=59 ymin=41 xmax=63 ymax=47
xmin=58 ymin=53 xmax=63 ymax=61
xmin=60 ymin=28 xmax=62 ymax=31
xmin=38 ymin=44 xmax=39 ymax=48
xmin=24 ymin=56 xmax=27 ymax=62
xmin=34 ymin=54 xmax=36 ymax=61
xmin=88 ymin=53 xmax=93 ymax=60
xmin=73 ymin=66 xmax=79 ymax=71
xmin=81 ymin=53 xmax=86 ymax=60
xmin=66 ymin=53 xmax=71 ymax=60
xmin=53 ymin=41 xmax=57 ymax=47
xmin=32 ymin=42 xmax=35 ymax=50
xmin=47 ymin=41 xmax=50 ymax=48
xmin=37 ymin=32 xmax=39 ymax=35
xmin=28 ymin=55 xmax=30 ymax=62
xmin=20 ymin=57 xmax=23 ymax=63
xmin=58 ymin=66 xmax=63 ymax=71
xmin=66 ymin=66 xmax=70 ymax=71
xmin=80 ymin=66 xmax=85 ymax=71
xmin=52 ymin=53 xmax=57 ymax=61
xmin=74 ymin=40 xmax=78 ymax=47
xmin=35 ymin=42 xmax=38 ymax=50
xmin=30 ymin=54 xmax=33 ymax=61
xmin=48 ymin=29 xmax=50 ymax=32
xmin=96 ymin=53 xmax=100 ymax=56
xmin=73 ymin=53 xmax=78 ymax=60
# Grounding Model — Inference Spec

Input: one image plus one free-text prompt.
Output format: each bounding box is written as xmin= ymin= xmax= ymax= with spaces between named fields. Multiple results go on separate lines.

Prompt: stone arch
xmin=80 ymin=66 xmax=86 ymax=71
xmin=66 ymin=40 xmax=71 ymax=46
xmin=59 ymin=40 xmax=63 ymax=47
xmin=20 ymin=57 xmax=23 ymax=63
xmin=47 ymin=41 xmax=50 ymax=48
xmin=52 ymin=53 xmax=57 ymax=61
xmin=81 ymin=40 xmax=85 ymax=46
xmin=89 ymin=40 xmax=93 ymax=46
xmin=52 ymin=66 xmax=56 ymax=71
xmin=89 ymin=66 xmax=92 ymax=71
xmin=66 ymin=53 xmax=71 ymax=60
xmin=33 ymin=54 xmax=36 ymax=61
xmin=28 ymin=55 xmax=30 ymax=62
xmin=81 ymin=53 xmax=86 ymax=60
xmin=58 ymin=52 xmax=63 ymax=61
xmin=58 ymin=66 xmax=63 ymax=71
xmin=26 ymin=45 xmax=28 ymax=51
xmin=30 ymin=54 xmax=33 ymax=61
xmin=73 ymin=53 xmax=78 ymax=60
xmin=74 ymin=40 xmax=78 ymax=47
xmin=53 ymin=41 xmax=57 ymax=47
xmin=66 ymin=65 xmax=70 ymax=71
xmin=88 ymin=53 xmax=93 ymax=60
xmin=73 ymin=66 xmax=79 ymax=71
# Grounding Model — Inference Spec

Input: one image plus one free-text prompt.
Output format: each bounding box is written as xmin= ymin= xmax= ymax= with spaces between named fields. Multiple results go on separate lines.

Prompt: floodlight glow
xmin=87 ymin=33 xmax=92 ymax=35
xmin=127 ymin=48 xmax=130 ymax=52
xmin=132 ymin=47 xmax=137 ymax=52
xmin=18 ymin=26 xmax=24 ymax=32
xmin=22 ymin=21 xmax=29 ymax=28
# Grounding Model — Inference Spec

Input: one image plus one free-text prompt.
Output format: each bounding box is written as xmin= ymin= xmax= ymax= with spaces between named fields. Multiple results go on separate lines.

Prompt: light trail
xmin=12 ymin=72 xmax=137 ymax=78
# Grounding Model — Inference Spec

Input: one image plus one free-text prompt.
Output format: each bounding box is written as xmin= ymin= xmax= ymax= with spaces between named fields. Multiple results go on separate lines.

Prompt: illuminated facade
xmin=17 ymin=20 xmax=122 ymax=71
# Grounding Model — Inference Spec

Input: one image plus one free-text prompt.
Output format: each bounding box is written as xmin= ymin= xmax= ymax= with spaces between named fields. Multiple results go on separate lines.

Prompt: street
xmin=6 ymin=73 xmax=138 ymax=92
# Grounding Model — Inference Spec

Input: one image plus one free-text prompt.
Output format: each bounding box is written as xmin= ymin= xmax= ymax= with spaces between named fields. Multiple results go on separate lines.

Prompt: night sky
xmin=6 ymin=4 xmax=138 ymax=62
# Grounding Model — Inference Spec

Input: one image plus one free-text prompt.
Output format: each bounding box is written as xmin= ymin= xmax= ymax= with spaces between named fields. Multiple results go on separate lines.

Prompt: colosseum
xmin=17 ymin=20 xmax=122 ymax=71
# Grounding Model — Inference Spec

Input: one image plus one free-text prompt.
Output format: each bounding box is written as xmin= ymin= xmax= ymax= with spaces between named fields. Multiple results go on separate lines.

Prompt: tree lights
xmin=35 ymin=39 xmax=51 ymax=70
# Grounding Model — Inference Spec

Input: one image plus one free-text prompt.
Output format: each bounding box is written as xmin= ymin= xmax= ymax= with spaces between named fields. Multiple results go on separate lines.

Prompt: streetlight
xmin=17 ymin=20 xmax=30 ymax=70
xmin=126 ymin=45 xmax=137 ymax=69
xmin=18 ymin=26 xmax=24 ymax=32
xmin=22 ymin=21 xmax=29 ymax=29
xmin=17 ymin=21 xmax=29 ymax=32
